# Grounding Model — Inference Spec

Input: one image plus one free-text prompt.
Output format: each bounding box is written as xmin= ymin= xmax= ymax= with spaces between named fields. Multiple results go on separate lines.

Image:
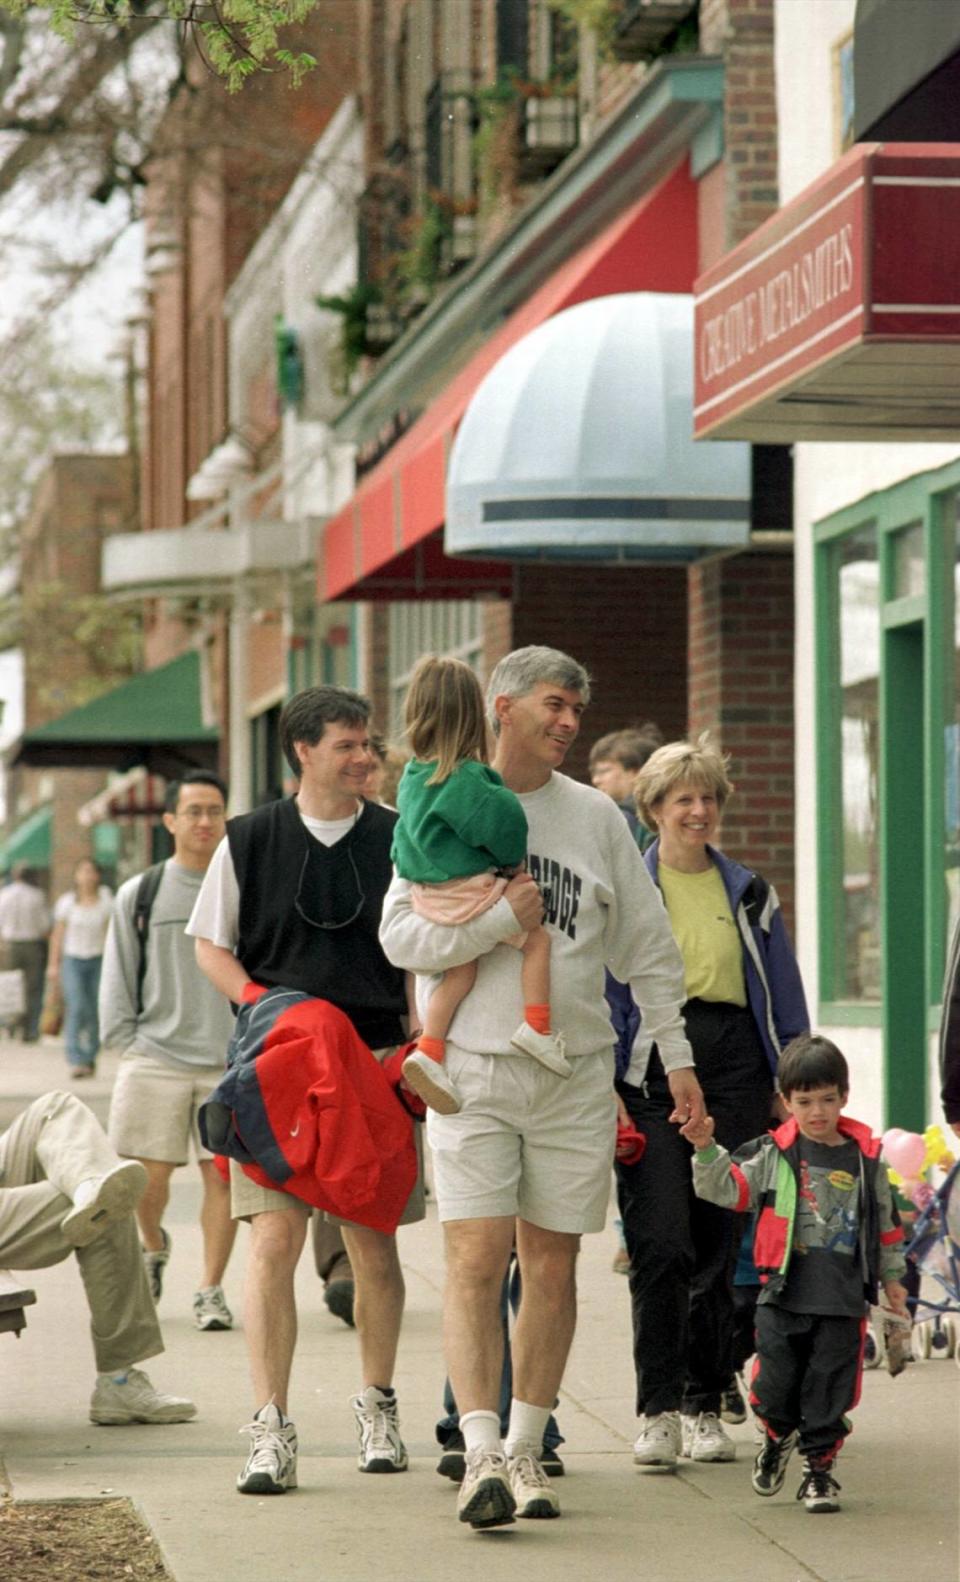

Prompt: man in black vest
xmin=189 ymin=686 xmax=421 ymax=1496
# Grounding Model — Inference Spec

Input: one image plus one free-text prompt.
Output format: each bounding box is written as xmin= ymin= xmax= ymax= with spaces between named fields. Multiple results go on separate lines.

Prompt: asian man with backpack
xmin=99 ymin=771 xmax=238 ymax=1331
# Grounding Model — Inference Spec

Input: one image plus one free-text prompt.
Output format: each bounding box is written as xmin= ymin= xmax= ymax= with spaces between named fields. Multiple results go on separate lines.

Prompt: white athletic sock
xmin=460 ymin=1409 xmax=502 ymax=1456
xmin=504 ymin=1398 xmax=551 ymax=1460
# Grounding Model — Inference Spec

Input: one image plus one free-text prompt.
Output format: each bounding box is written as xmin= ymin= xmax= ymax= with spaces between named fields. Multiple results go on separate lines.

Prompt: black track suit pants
xmin=751 ymin=1304 xmax=865 ymax=1461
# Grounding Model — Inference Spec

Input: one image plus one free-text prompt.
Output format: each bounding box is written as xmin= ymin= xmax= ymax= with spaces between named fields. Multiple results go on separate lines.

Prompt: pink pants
xmin=410 ymin=873 xmax=526 ymax=949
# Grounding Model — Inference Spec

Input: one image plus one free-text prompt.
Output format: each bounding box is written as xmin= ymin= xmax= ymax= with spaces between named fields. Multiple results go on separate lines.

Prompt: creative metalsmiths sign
xmin=694 ymin=144 xmax=960 ymax=442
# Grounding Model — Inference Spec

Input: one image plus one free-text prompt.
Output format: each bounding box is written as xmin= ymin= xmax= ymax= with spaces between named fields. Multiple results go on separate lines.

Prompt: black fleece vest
xmin=227 ymin=798 xmax=406 ymax=1049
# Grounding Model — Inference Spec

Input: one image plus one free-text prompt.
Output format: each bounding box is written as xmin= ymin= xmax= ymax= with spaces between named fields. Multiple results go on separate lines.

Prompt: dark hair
xmin=588 ymin=726 xmax=663 ymax=772
xmin=164 ymin=771 xmax=229 ymax=814
xmin=777 ymin=1034 xmax=849 ymax=1097
xmin=280 ymin=686 xmax=370 ymax=779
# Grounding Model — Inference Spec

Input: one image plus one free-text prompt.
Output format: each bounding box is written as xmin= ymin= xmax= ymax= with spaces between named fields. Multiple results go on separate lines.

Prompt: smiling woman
xmin=612 ymin=734 xmax=810 ymax=1471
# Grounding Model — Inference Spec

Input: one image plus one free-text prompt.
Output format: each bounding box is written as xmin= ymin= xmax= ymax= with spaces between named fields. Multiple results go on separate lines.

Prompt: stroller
xmin=903 ymin=1157 xmax=960 ymax=1366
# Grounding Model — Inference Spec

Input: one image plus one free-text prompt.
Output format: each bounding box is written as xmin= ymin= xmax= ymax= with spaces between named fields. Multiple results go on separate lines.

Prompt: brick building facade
xmin=325 ymin=0 xmax=796 ymax=925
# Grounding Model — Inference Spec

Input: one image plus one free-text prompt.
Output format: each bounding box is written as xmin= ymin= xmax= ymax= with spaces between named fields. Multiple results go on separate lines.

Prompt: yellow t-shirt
xmin=658 ymin=861 xmax=747 ymax=1006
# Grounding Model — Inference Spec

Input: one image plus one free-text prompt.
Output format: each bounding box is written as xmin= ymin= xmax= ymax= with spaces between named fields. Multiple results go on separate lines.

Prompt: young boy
xmin=681 ymin=1033 xmax=907 ymax=1513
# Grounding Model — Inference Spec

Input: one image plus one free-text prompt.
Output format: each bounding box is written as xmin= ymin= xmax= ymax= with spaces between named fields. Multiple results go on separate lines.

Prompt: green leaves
xmin=0 ymin=0 xmax=322 ymax=88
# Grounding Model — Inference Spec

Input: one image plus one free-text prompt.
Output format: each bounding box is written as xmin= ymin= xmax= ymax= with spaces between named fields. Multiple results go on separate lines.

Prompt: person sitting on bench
xmin=0 ymin=1089 xmax=196 ymax=1425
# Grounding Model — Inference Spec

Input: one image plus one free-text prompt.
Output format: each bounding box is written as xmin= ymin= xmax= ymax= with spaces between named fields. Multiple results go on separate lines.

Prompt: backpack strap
xmin=133 ymin=862 xmax=166 ymax=1016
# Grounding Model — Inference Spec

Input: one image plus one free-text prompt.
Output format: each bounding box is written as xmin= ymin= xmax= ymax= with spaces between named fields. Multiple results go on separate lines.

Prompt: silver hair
xmin=486 ymin=645 xmax=591 ymax=734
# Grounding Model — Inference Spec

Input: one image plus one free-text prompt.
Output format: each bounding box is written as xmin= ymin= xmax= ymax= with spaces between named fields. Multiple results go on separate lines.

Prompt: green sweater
xmin=392 ymin=759 xmax=528 ymax=884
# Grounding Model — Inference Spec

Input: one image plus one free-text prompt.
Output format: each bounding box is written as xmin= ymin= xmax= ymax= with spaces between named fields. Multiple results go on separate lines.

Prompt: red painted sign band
xmin=693 ymin=144 xmax=960 ymax=441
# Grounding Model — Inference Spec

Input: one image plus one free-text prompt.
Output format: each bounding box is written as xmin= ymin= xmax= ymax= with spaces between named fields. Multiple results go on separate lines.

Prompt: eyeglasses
xmin=293 ymin=826 xmax=366 ymax=931
xmin=178 ymin=806 xmax=226 ymax=822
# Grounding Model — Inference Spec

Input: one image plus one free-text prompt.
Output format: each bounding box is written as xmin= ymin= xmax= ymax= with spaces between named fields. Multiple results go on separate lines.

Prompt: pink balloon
xmin=882 ymin=1128 xmax=906 ymax=1153
xmin=882 ymin=1130 xmax=926 ymax=1178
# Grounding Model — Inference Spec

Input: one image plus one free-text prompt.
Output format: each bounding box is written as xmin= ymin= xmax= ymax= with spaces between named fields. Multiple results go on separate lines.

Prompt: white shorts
xmin=108 ymin=1050 xmax=223 ymax=1165
xmin=426 ymin=1045 xmax=617 ymax=1233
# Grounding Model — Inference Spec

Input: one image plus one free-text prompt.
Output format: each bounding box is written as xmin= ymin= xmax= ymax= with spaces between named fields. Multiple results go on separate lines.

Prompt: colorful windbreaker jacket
xmin=691 ymin=1114 xmax=906 ymax=1304
xmin=199 ymin=987 xmax=417 ymax=1234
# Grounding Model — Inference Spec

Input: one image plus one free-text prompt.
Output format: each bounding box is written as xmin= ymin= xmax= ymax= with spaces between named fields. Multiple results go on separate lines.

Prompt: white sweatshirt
xmin=379 ymin=771 xmax=693 ymax=1068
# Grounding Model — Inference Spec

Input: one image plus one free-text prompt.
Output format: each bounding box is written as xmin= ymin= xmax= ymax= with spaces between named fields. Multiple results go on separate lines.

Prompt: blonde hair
xmin=634 ymin=734 xmax=734 ymax=830
xmin=403 ymin=656 xmax=488 ymax=784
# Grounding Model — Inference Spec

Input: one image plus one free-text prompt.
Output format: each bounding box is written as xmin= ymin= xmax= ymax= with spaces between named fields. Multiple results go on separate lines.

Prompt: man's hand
xmin=666 ymin=1066 xmax=705 ymax=1127
xmin=680 ymin=1112 xmax=715 ymax=1151
xmin=951 ymin=1121 xmax=960 ymax=1141
xmin=504 ymin=873 xmax=545 ymax=932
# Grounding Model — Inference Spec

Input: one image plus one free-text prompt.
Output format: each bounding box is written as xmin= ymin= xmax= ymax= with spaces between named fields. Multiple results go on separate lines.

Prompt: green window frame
xmin=815 ymin=455 xmax=960 ymax=1126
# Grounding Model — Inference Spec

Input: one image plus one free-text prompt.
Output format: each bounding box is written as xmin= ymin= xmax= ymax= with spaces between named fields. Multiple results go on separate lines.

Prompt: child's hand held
xmin=680 ymin=1113 xmax=715 ymax=1150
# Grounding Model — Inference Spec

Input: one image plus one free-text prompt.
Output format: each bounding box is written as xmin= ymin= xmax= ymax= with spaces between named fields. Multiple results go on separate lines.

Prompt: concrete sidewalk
xmin=0 ymin=1036 xmax=957 ymax=1582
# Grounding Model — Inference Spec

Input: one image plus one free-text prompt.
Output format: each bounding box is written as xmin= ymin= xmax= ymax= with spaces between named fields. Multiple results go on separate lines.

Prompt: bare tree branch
xmin=0 ymin=17 xmax=167 ymax=201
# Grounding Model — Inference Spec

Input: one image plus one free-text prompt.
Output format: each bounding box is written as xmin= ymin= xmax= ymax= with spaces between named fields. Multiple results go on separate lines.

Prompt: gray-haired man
xmin=380 ymin=646 xmax=700 ymax=1528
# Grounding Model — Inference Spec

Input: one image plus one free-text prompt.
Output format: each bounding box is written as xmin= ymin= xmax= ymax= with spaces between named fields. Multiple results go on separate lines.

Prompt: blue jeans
xmin=61 ymin=955 xmax=102 ymax=1070
xmin=435 ymin=1258 xmax=563 ymax=1450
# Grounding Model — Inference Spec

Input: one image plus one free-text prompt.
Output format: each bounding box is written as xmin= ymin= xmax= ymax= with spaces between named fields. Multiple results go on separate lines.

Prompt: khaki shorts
xmin=425 ymin=1045 xmax=617 ymax=1233
xmin=108 ymin=1050 xmax=223 ymax=1165
xmin=229 ymin=1046 xmax=426 ymax=1228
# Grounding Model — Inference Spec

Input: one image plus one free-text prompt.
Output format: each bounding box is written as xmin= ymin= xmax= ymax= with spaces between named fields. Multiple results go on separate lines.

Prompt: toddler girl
xmin=392 ymin=655 xmax=569 ymax=1114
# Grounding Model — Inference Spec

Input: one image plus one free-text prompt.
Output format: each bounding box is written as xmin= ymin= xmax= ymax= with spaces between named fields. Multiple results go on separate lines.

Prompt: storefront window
xmin=837 ymin=530 xmax=880 ymax=1000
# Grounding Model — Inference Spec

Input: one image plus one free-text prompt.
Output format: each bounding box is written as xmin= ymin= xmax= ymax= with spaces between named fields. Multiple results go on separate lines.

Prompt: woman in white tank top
xmin=49 ymin=858 xmax=114 ymax=1078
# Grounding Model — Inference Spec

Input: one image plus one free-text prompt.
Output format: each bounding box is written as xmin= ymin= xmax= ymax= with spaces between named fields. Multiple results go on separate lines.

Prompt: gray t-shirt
xmin=776 ymin=1138 xmax=865 ymax=1316
xmin=99 ymin=860 xmax=235 ymax=1071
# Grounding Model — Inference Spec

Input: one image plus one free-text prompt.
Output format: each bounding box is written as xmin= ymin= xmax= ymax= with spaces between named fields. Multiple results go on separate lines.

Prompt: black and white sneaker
xmin=752 ymin=1429 xmax=798 ymax=1496
xmin=193 ymin=1284 xmax=233 ymax=1331
xmin=237 ymin=1404 xmax=298 ymax=1495
xmin=352 ymin=1386 xmax=408 ymax=1472
xmin=797 ymin=1455 xmax=841 ymax=1513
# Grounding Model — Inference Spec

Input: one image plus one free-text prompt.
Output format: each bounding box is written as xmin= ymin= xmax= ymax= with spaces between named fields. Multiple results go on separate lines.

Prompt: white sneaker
xmin=457 ymin=1448 xmax=516 ymax=1528
xmin=351 ymin=1386 xmax=408 ymax=1472
xmin=510 ymin=1022 xmax=572 ymax=1077
xmin=237 ymin=1403 xmax=298 ymax=1494
xmin=62 ymin=1161 xmax=148 ymax=1248
xmin=508 ymin=1451 xmax=561 ymax=1518
xmin=681 ymin=1411 xmax=736 ymax=1462
xmin=400 ymin=1050 xmax=461 ymax=1115
xmin=89 ymin=1368 xmax=197 ymax=1425
xmin=193 ymin=1284 xmax=233 ymax=1331
xmin=633 ymin=1411 xmax=682 ymax=1470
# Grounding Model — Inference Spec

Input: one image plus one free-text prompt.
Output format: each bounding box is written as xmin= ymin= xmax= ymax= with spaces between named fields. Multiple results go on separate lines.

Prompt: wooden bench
xmin=0 ymin=1267 xmax=37 ymax=1337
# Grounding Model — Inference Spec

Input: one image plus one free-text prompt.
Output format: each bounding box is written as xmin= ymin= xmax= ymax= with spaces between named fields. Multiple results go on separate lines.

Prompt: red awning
xmin=318 ymin=157 xmax=698 ymax=602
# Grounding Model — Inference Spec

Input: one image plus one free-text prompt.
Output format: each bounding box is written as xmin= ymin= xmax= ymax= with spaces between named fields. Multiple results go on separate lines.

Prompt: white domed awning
xmin=445 ymin=292 xmax=751 ymax=564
